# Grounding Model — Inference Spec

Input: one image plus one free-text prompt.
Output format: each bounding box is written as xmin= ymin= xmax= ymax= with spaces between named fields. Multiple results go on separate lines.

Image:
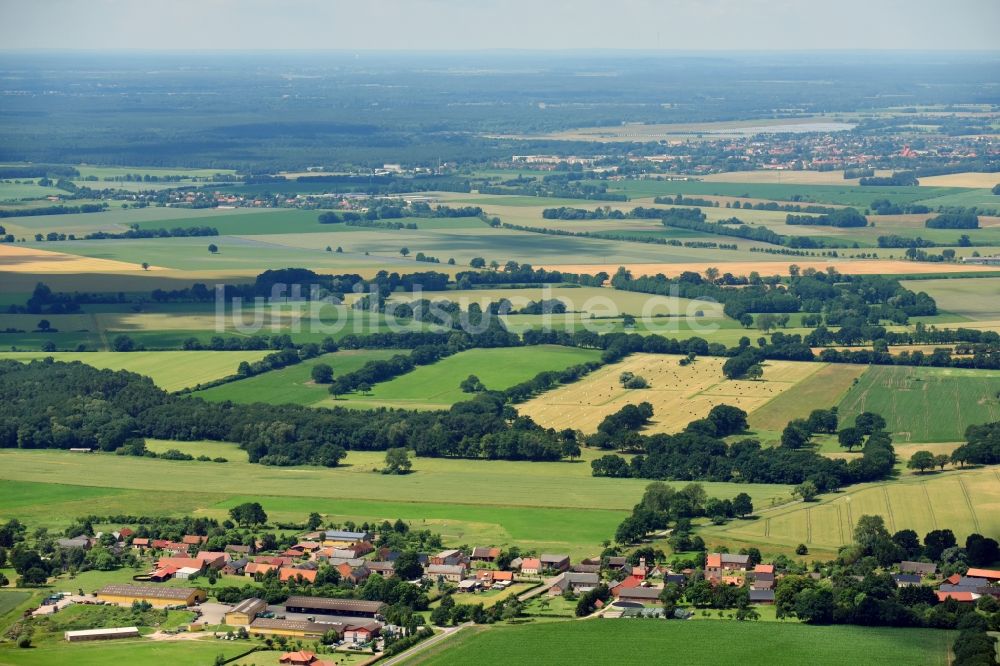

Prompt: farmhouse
xmin=225 ymin=598 xmax=268 ymax=626
xmin=616 ymin=586 xmax=663 ymax=604
xmin=425 ymin=564 xmax=467 ymax=582
xmin=246 ymin=562 xmax=278 ymax=577
xmin=284 ymin=596 xmax=386 ymax=619
xmin=195 ymin=551 xmax=229 ymax=568
xmin=64 ymin=627 xmax=140 ymax=642
xmin=705 ymin=553 xmax=751 ymax=582
xmin=893 ymin=574 xmax=922 ymax=588
xmin=519 ymin=558 xmax=542 ymax=576
xmin=749 ymin=589 xmax=776 ymax=604
xmin=249 ymin=618 xmax=340 ymax=639
xmin=471 ymin=546 xmax=500 ymax=563
xmin=343 ymin=621 xmax=381 ymax=644
xmin=367 ymin=561 xmax=395 ymax=577
xmin=547 ymin=572 xmax=600 ymax=595
xmin=540 ymin=554 xmax=571 ymax=572
xmin=322 ymin=529 xmax=370 ymax=546
xmin=280 ymin=567 xmax=318 ymax=583
xmin=278 ymin=651 xmax=333 ymax=666
xmin=965 ymin=568 xmax=1000 ymax=581
xmin=430 ymin=549 xmax=466 ymax=566
xmin=899 ymin=561 xmax=936 ymax=576
xmin=224 ymin=558 xmax=249 ymax=575
xmin=96 ymin=584 xmax=206 ymax=608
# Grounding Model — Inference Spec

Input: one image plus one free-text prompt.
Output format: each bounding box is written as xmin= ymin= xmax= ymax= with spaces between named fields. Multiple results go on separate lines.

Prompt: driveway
xmin=191 ymin=601 xmax=232 ymax=626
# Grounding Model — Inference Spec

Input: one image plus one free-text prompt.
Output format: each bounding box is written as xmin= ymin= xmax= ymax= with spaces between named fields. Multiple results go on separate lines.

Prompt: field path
xmin=882 ymin=485 xmax=897 ymax=532
xmin=921 ymin=483 xmax=939 ymax=530
xmin=89 ymin=313 xmax=110 ymax=351
xmin=957 ymin=477 xmax=982 ymax=533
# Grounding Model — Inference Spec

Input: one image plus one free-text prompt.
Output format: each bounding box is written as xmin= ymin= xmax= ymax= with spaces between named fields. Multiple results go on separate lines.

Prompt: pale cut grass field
xmin=0 ymin=350 xmax=269 ymax=392
xmin=518 ymin=353 xmax=826 ymax=434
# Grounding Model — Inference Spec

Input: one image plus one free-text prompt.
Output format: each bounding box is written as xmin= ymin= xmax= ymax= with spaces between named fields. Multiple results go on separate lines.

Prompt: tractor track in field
xmin=881 ymin=485 xmax=897 ymax=533
xmin=805 ymin=506 xmax=812 ymax=544
xmin=921 ymin=482 xmax=939 ymax=530
xmin=957 ymin=477 xmax=982 ymax=533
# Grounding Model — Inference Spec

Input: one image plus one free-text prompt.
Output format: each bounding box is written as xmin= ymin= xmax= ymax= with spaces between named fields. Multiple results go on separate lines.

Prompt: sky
xmin=1 ymin=0 xmax=999 ymax=51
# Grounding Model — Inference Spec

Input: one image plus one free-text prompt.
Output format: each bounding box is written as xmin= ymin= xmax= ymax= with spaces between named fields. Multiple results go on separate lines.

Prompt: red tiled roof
xmin=965 ymin=568 xmax=1000 ymax=580
xmin=706 ymin=554 xmax=722 ymax=568
xmin=279 ymin=568 xmax=317 ymax=583
xmin=754 ymin=564 xmax=775 ymax=574
xmin=936 ymin=591 xmax=976 ymax=602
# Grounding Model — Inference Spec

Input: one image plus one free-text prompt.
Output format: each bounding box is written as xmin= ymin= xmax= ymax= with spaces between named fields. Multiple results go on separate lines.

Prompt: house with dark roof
xmin=899 ymin=561 xmax=936 ymax=576
xmin=749 ymin=589 xmax=775 ymax=604
xmin=284 ymin=596 xmax=386 ymax=618
xmin=893 ymin=573 xmax=922 ymax=588
xmin=616 ymin=586 xmax=663 ymax=603
xmin=540 ymin=554 xmax=570 ymax=572
xmin=424 ymin=564 xmax=466 ymax=582
xmin=547 ymin=572 xmax=600 ymax=595
xmin=471 ymin=547 xmax=500 ymax=563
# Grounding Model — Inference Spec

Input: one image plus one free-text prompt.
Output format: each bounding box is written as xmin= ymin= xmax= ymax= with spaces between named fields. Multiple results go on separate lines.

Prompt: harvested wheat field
xmin=0 ymin=243 xmax=162 ymax=273
xmin=538 ymin=260 xmax=998 ymax=279
xmin=518 ymin=353 xmax=826 ymax=434
xmin=917 ymin=172 xmax=1000 ymax=188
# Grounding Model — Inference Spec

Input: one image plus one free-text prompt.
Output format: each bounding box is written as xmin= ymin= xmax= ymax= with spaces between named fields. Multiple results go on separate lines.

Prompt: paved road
xmin=517 ymin=575 xmax=559 ymax=602
xmin=379 ymin=623 xmax=473 ymax=666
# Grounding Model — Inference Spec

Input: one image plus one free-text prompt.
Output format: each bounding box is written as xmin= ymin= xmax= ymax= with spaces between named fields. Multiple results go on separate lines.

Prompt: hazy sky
xmin=1 ymin=0 xmax=999 ymax=51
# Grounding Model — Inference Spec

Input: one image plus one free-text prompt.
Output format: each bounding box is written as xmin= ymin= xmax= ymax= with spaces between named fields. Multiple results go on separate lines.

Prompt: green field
xmin=415 ymin=620 xmax=953 ymax=666
xmin=0 ymin=351 xmax=269 ymax=392
xmin=0 ymin=638 xmax=248 ymax=666
xmin=0 ymin=447 xmax=792 ymax=558
xmin=837 ymin=365 xmax=1000 ymax=442
xmin=702 ymin=465 xmax=1000 ymax=557
xmin=194 ymin=348 xmax=405 ymax=404
xmin=905 ymin=276 xmax=1000 ymax=320
xmin=325 ymin=345 xmax=603 ymax=409
xmin=588 ymin=178 xmax=968 ymax=207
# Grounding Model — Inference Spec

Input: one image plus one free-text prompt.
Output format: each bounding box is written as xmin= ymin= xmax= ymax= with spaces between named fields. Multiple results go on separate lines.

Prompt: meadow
xmin=837 ymin=365 xmax=1000 ymax=442
xmin=904 ymin=276 xmax=1000 ymax=320
xmin=323 ymin=345 xmax=603 ymax=410
xmin=0 ymin=351 xmax=269 ymax=392
xmin=0 ymin=447 xmax=793 ymax=558
xmin=519 ymin=353 xmax=830 ymax=434
xmin=194 ymin=348 xmax=404 ymax=405
xmin=585 ymin=178 xmax=969 ymax=208
xmin=702 ymin=465 xmax=1000 ymax=557
xmin=0 ymin=638 xmax=249 ymax=666
xmin=746 ymin=363 xmax=869 ymax=436
xmin=413 ymin=620 xmax=953 ymax=666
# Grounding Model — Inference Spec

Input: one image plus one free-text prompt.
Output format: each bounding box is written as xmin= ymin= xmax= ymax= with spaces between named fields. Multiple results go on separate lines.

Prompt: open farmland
xmin=703 ymin=466 xmax=1000 ymax=556
xmin=518 ymin=353 xmax=828 ymax=434
xmin=0 ymin=243 xmax=158 ymax=273
xmin=193 ymin=348 xmax=404 ymax=405
xmin=905 ymin=276 xmax=1000 ymax=320
xmin=413 ymin=620 xmax=953 ymax=666
xmin=323 ymin=345 xmax=603 ymax=410
xmin=385 ymin=285 xmax=725 ymax=319
xmin=0 ymin=350 xmax=268 ymax=392
xmin=537 ymin=259 xmax=998 ymax=278
xmin=747 ymin=363 xmax=869 ymax=435
xmin=0 ymin=638 xmax=253 ymax=666
xmin=837 ymin=365 xmax=1000 ymax=442
xmin=0 ymin=447 xmax=792 ymax=558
